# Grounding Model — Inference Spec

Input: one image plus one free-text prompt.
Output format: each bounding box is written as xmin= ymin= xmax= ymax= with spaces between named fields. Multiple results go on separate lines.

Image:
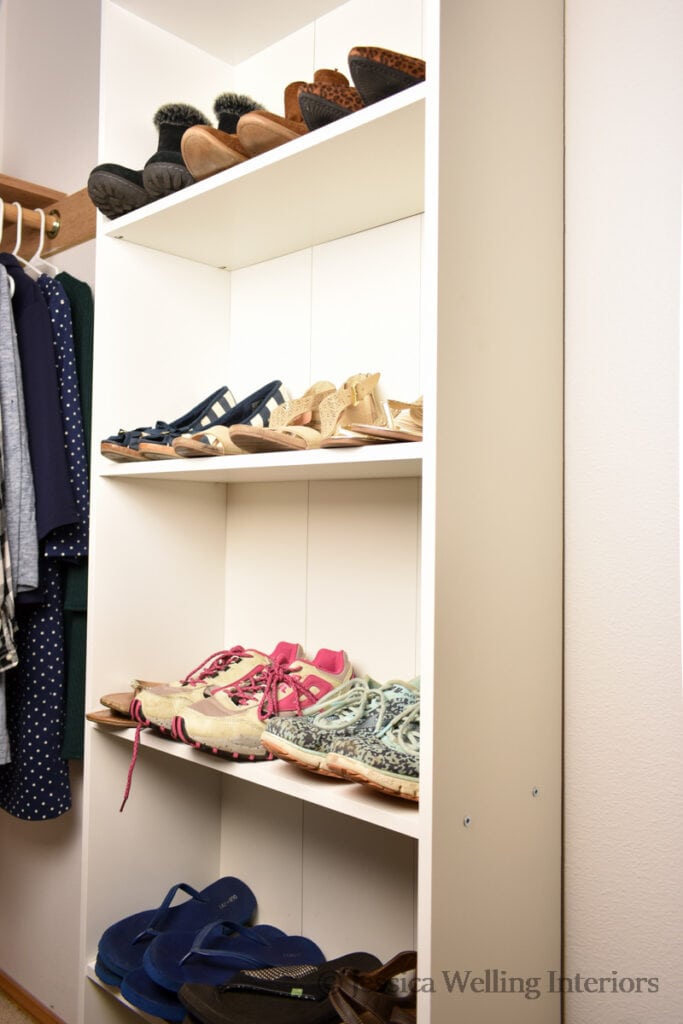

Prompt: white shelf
xmin=99 ymin=442 xmax=423 ymax=484
xmin=101 ymin=724 xmax=420 ymax=839
xmin=104 ymin=85 xmax=425 ymax=270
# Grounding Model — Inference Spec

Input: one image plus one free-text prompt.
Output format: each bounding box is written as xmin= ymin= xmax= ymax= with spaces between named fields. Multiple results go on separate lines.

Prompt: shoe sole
xmin=88 ymin=171 xmax=149 ymax=219
xmin=325 ymin=752 xmax=419 ymax=801
xmin=142 ymin=162 xmax=194 ymax=200
xmin=227 ymin=426 xmax=308 ymax=453
xmin=260 ymin=733 xmax=344 ymax=778
xmin=173 ymin=715 xmax=274 ymax=761
xmin=237 ymin=113 xmax=307 ymax=156
xmin=348 ymin=55 xmax=425 ymax=106
xmin=100 ymin=442 xmax=147 ymax=462
xmin=181 ymin=128 xmax=250 ymax=180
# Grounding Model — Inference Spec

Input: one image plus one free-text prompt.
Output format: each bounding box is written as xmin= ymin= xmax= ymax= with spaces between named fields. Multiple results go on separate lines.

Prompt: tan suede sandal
xmin=228 ymin=380 xmax=335 ymax=453
xmin=347 ymin=396 xmax=423 ymax=442
xmin=173 ymin=424 xmax=249 ymax=457
xmin=237 ymin=69 xmax=349 ymax=156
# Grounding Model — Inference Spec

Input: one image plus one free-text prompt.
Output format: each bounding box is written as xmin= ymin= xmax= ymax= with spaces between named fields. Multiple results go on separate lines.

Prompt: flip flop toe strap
xmin=133 ymin=882 xmax=205 ymax=943
xmin=180 ymin=920 xmax=265 ymax=964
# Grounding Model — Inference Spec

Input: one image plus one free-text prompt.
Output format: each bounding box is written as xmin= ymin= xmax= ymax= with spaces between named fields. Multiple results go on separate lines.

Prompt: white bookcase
xmin=80 ymin=2 xmax=564 ymax=1022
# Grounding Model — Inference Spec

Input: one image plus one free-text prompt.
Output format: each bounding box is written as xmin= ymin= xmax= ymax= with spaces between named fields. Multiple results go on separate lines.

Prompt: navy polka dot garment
xmin=0 ymin=562 xmax=70 ymax=819
xmin=0 ymin=275 xmax=89 ymax=820
xmin=38 ymin=276 xmax=89 ymax=558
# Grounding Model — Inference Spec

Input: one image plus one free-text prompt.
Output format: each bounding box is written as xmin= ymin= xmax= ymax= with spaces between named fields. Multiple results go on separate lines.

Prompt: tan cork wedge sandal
xmin=318 ymin=372 xmax=388 ymax=448
xmin=228 ymin=380 xmax=335 ymax=453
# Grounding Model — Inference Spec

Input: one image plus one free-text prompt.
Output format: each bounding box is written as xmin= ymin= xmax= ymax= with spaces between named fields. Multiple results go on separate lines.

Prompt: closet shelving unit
xmin=81 ymin=2 xmax=564 ymax=1023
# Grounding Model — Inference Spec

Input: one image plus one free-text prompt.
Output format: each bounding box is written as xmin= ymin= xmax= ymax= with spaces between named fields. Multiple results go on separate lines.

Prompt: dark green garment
xmin=56 ymin=272 xmax=94 ymax=760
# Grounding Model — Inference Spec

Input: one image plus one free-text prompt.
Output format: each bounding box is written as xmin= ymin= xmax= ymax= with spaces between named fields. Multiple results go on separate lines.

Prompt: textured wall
xmin=564 ymin=1 xmax=683 ymax=1020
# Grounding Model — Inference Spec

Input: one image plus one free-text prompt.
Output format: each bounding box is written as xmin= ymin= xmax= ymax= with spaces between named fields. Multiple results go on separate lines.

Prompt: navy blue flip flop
xmin=97 ymin=876 xmax=256 ymax=979
xmin=120 ymin=967 xmax=188 ymax=1022
xmin=94 ymin=955 xmax=123 ymax=987
xmin=143 ymin=919 xmax=324 ymax=992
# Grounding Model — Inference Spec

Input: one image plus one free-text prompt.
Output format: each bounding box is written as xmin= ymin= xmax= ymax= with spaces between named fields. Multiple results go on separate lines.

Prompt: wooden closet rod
xmin=0 ymin=174 xmax=96 ymax=258
xmin=2 ymin=202 xmax=61 ymax=238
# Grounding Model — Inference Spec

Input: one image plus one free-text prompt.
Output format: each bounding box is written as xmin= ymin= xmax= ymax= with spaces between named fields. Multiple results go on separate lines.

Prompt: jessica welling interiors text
xmin=402 ymin=970 xmax=660 ymax=1000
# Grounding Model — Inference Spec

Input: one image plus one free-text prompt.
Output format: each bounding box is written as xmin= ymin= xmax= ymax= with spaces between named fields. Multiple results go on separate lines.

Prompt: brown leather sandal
xmin=329 ymin=950 xmax=417 ymax=1024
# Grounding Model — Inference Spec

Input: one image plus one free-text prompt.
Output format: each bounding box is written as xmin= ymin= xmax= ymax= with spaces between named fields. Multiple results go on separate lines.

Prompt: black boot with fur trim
xmin=87 ymin=101 xmax=210 ymax=220
xmin=182 ymin=92 xmax=263 ymax=181
xmin=142 ymin=102 xmax=211 ymax=199
xmin=87 ymin=162 xmax=148 ymax=221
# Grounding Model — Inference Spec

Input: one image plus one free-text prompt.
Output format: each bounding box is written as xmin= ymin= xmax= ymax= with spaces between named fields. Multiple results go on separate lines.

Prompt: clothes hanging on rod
xmin=0 ymin=252 xmax=93 ymax=819
xmin=0 ymin=264 xmax=37 ymax=594
xmin=56 ymin=271 xmax=94 ymax=762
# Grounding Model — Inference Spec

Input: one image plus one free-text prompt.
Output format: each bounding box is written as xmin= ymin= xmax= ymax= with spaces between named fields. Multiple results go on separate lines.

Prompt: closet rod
xmin=3 ymin=202 xmax=61 ymax=238
xmin=0 ymin=175 xmax=96 ymax=257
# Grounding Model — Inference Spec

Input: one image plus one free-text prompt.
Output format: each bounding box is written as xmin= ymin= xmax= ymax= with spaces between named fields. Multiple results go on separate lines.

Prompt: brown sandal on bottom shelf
xmin=86 ymin=709 xmax=137 ymax=728
xmin=86 ymin=690 xmax=137 ymax=728
xmin=330 ymin=950 xmax=417 ymax=1024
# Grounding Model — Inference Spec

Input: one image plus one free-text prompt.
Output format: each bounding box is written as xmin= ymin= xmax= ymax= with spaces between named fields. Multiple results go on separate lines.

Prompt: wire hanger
xmin=11 ymin=202 xmax=23 ymax=257
xmin=22 ymin=208 xmax=60 ymax=281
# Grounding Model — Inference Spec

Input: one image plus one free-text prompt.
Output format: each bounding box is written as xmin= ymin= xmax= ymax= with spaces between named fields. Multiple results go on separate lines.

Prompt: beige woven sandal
xmin=347 ymin=396 xmax=422 ymax=442
xmin=228 ymin=380 xmax=335 ymax=453
xmin=318 ymin=372 xmax=388 ymax=448
xmin=172 ymin=424 xmax=248 ymax=457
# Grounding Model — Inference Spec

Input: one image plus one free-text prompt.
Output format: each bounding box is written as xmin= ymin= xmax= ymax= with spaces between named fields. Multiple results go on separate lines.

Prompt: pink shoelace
xmin=255 ymin=662 xmax=310 ymax=721
xmin=120 ymin=647 xmax=255 ymax=811
xmin=119 ymin=650 xmax=296 ymax=810
xmin=180 ymin=645 xmax=248 ymax=687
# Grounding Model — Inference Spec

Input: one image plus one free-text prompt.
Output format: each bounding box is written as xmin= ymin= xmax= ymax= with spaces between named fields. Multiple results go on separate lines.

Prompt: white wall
xmin=564 ymin=1 xmax=683 ymax=1021
xmin=0 ymin=1 xmax=100 ymax=1019
xmin=0 ymin=0 xmax=100 ymax=280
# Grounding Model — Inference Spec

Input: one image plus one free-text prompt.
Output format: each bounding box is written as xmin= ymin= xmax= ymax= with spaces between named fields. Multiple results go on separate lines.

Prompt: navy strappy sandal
xmin=168 ymin=380 xmax=290 ymax=459
xmin=100 ymin=385 xmax=236 ymax=463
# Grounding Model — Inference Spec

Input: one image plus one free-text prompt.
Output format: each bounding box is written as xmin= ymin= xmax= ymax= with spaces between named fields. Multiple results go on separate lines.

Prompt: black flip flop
xmin=178 ymin=951 xmax=382 ymax=1024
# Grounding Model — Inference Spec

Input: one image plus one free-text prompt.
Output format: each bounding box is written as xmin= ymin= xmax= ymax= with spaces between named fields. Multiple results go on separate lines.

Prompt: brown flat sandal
xmin=86 ymin=709 xmax=136 ymax=729
xmin=329 ymin=950 xmax=417 ymax=1024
